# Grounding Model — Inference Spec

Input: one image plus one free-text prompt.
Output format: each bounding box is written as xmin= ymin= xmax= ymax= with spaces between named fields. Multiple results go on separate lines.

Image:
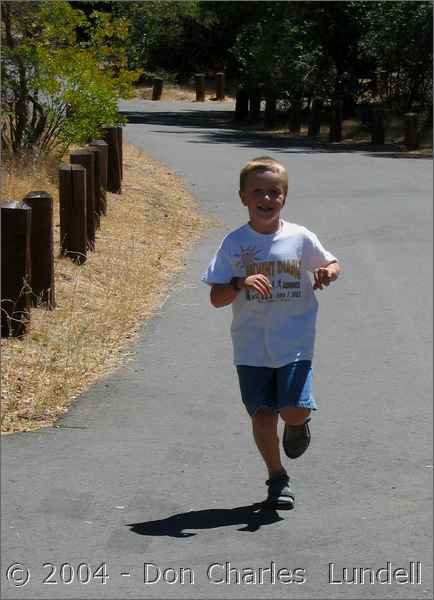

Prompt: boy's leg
xmin=251 ymin=408 xmax=282 ymax=477
xmin=280 ymin=407 xmax=311 ymax=459
xmin=277 ymin=361 xmax=315 ymax=459
xmin=279 ymin=406 xmax=310 ymax=426
xmin=252 ymin=408 xmax=294 ymax=509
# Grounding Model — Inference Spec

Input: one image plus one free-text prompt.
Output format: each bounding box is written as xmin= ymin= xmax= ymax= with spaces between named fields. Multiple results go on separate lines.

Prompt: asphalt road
xmin=2 ymin=100 xmax=432 ymax=599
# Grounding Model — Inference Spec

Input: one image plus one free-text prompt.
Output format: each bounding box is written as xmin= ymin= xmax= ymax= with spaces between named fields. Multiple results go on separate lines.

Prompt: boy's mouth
xmin=257 ymin=205 xmax=274 ymax=213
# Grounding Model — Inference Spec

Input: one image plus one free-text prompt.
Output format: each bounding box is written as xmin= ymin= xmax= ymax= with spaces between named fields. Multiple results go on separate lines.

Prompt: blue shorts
xmin=236 ymin=361 xmax=317 ymax=417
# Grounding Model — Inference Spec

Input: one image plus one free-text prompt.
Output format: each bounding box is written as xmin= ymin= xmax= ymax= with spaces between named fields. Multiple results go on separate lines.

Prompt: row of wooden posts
xmin=235 ymin=91 xmax=421 ymax=149
xmin=151 ymin=72 xmax=421 ymax=149
xmin=1 ymin=126 xmax=124 ymax=338
xmin=152 ymin=72 xmax=226 ymax=102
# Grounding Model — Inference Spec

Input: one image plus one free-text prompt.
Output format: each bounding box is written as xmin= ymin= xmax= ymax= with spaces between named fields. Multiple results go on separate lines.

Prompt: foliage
xmin=229 ymin=0 xmax=432 ymax=115
xmin=112 ymin=1 xmax=267 ymax=77
xmin=112 ymin=1 xmax=205 ymax=75
xmin=230 ymin=3 xmax=336 ymax=101
xmin=1 ymin=0 xmax=141 ymax=158
xmin=229 ymin=1 xmax=340 ymax=119
xmin=358 ymin=1 xmax=433 ymax=113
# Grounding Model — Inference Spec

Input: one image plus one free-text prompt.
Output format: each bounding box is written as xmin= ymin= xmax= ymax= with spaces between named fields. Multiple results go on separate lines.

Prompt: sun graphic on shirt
xmin=234 ymin=245 xmax=262 ymax=270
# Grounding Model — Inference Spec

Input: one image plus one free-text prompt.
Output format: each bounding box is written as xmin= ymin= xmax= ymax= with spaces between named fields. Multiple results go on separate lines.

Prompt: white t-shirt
xmin=202 ymin=220 xmax=337 ymax=368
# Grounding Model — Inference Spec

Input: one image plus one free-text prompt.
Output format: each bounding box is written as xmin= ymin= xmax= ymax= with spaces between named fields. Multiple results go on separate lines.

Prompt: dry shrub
xmin=1 ymin=144 xmax=210 ymax=433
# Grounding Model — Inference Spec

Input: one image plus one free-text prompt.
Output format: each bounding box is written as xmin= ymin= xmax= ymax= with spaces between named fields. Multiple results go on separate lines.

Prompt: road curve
xmin=2 ymin=99 xmax=432 ymax=599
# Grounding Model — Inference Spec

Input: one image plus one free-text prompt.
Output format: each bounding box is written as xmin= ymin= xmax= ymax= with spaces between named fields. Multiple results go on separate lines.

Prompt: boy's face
xmin=239 ymin=169 xmax=286 ymax=234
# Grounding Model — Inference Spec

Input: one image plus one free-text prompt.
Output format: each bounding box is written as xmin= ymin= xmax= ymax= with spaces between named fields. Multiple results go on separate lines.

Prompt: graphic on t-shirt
xmin=235 ymin=245 xmax=263 ymax=270
xmin=235 ymin=247 xmax=302 ymax=303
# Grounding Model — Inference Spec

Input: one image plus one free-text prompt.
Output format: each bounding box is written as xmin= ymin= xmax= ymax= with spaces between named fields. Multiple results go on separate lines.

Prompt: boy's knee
xmin=252 ymin=408 xmax=277 ymax=428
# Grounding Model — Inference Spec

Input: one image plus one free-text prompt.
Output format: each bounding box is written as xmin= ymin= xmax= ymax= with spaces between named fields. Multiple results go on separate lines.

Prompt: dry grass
xmin=135 ymin=81 xmax=235 ymax=102
xmin=1 ymin=144 xmax=211 ymax=433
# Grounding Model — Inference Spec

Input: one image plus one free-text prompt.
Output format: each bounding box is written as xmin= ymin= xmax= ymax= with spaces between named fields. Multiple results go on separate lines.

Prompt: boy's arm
xmin=313 ymin=260 xmax=341 ymax=290
xmin=210 ymin=274 xmax=273 ymax=307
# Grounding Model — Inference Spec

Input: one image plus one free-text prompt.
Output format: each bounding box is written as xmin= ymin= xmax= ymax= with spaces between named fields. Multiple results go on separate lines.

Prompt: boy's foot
xmin=283 ymin=418 xmax=311 ymax=459
xmin=262 ymin=468 xmax=294 ymax=510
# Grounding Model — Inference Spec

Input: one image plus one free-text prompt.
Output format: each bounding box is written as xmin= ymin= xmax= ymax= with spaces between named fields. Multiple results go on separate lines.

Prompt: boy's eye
xmin=253 ymin=189 xmax=282 ymax=199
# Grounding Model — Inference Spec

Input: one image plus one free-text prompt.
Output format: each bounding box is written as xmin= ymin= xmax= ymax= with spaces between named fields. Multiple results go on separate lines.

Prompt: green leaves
xmin=1 ymin=0 xmax=140 ymax=157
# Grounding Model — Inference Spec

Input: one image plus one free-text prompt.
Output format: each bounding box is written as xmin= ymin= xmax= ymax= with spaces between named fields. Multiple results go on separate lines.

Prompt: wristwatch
xmin=230 ymin=277 xmax=243 ymax=292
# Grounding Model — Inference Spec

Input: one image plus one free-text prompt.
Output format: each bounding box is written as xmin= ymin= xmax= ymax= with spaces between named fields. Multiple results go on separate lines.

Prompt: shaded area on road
xmin=119 ymin=109 xmax=233 ymax=129
xmin=120 ymin=109 xmax=431 ymax=159
xmin=127 ymin=503 xmax=284 ymax=538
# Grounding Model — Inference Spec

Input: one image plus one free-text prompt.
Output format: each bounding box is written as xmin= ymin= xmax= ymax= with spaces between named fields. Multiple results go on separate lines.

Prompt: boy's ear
xmin=239 ymin=189 xmax=247 ymax=206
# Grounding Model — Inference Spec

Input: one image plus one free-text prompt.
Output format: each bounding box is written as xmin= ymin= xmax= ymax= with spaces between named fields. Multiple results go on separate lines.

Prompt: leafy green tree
xmin=1 ymin=0 xmax=140 ymax=158
xmin=112 ymin=1 xmax=204 ymax=76
xmin=358 ymin=1 xmax=433 ymax=113
xmin=230 ymin=3 xmax=336 ymax=105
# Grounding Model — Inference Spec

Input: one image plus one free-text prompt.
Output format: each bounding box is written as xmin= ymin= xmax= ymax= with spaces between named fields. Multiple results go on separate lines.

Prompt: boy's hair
xmin=239 ymin=156 xmax=288 ymax=195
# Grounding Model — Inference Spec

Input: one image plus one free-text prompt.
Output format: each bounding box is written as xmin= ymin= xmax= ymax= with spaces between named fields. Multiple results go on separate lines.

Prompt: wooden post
xmin=1 ymin=201 xmax=32 ymax=337
xmin=59 ymin=164 xmax=87 ymax=264
xmin=371 ymin=105 xmax=385 ymax=145
xmin=23 ymin=191 xmax=55 ymax=308
xmin=235 ymin=88 xmax=249 ymax=121
xmin=152 ymin=77 xmax=163 ymax=101
xmin=249 ymin=90 xmax=262 ymax=122
xmin=329 ymin=99 xmax=343 ymax=142
xmin=215 ymin=72 xmax=225 ymax=101
xmin=308 ymin=98 xmax=323 ymax=137
xmin=116 ymin=125 xmax=123 ymax=181
xmin=70 ymin=150 xmax=96 ymax=250
xmin=289 ymin=99 xmax=302 ymax=134
xmin=86 ymin=147 xmax=101 ymax=229
xmin=102 ymin=126 xmax=122 ymax=194
xmin=89 ymin=140 xmax=108 ymax=216
xmin=404 ymin=113 xmax=419 ymax=150
xmin=264 ymin=95 xmax=277 ymax=129
xmin=195 ymin=74 xmax=205 ymax=102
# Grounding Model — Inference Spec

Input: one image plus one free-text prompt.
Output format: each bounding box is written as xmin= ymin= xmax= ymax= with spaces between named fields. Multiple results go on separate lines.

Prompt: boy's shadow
xmin=127 ymin=503 xmax=285 ymax=538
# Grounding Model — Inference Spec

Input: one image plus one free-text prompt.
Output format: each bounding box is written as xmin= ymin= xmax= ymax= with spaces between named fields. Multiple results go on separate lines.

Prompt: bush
xmin=1 ymin=1 xmax=141 ymax=159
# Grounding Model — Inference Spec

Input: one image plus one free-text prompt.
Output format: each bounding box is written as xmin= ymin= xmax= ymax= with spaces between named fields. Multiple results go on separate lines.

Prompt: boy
xmin=202 ymin=156 xmax=340 ymax=510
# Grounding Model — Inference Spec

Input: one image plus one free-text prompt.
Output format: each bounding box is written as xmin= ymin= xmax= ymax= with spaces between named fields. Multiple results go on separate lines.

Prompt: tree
xmin=359 ymin=1 xmax=433 ymax=113
xmin=1 ymin=1 xmax=140 ymax=158
xmin=230 ymin=3 xmax=336 ymax=106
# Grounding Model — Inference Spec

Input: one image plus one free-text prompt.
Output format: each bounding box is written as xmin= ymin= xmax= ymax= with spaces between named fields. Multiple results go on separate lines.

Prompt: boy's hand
xmin=243 ymin=274 xmax=273 ymax=298
xmin=313 ymin=262 xmax=340 ymax=290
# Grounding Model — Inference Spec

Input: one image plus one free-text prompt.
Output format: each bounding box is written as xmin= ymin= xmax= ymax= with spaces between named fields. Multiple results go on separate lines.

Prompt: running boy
xmin=202 ymin=156 xmax=341 ymax=509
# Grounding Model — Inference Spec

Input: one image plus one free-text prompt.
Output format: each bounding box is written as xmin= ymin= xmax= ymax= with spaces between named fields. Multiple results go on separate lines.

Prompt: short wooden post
xmin=59 ymin=164 xmax=87 ymax=264
xmin=70 ymin=150 xmax=96 ymax=250
xmin=1 ymin=201 xmax=32 ymax=337
xmin=195 ymin=74 xmax=205 ymax=102
xmin=235 ymin=88 xmax=249 ymax=121
xmin=116 ymin=125 xmax=123 ymax=181
xmin=404 ymin=113 xmax=419 ymax=150
xmin=264 ymin=95 xmax=277 ymax=129
xmin=308 ymin=98 xmax=323 ymax=137
xmin=249 ymin=90 xmax=262 ymax=122
xmin=152 ymin=77 xmax=163 ymax=101
xmin=89 ymin=140 xmax=108 ymax=216
xmin=102 ymin=126 xmax=122 ymax=194
xmin=371 ymin=105 xmax=385 ymax=145
xmin=86 ymin=147 xmax=101 ymax=229
xmin=329 ymin=99 xmax=343 ymax=142
xmin=289 ymin=99 xmax=302 ymax=134
xmin=215 ymin=72 xmax=225 ymax=101
xmin=23 ymin=191 xmax=55 ymax=308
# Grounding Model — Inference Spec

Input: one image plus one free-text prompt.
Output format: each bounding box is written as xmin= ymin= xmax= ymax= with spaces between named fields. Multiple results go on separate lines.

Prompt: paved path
xmin=2 ymin=100 xmax=432 ymax=599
